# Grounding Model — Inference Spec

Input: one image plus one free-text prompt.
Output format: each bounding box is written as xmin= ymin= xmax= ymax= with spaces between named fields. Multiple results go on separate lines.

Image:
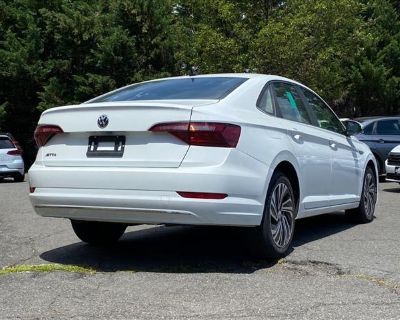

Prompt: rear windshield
xmin=89 ymin=77 xmax=248 ymax=103
xmin=0 ymin=137 xmax=14 ymax=149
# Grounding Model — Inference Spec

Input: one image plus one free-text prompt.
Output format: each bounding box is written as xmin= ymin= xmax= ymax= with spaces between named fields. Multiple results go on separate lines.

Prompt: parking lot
xmin=0 ymin=180 xmax=399 ymax=319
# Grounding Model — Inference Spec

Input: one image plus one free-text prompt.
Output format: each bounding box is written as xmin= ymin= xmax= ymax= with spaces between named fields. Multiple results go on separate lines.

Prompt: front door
xmin=300 ymin=87 xmax=361 ymax=204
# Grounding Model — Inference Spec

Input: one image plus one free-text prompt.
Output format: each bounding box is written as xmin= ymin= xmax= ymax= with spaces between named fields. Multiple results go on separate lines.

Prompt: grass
xmin=0 ymin=264 xmax=96 ymax=276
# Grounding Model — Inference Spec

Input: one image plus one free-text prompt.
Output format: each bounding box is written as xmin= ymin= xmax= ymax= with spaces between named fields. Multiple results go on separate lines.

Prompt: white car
xmin=0 ymin=133 xmax=25 ymax=182
xmin=29 ymin=74 xmax=378 ymax=258
xmin=385 ymin=145 xmax=400 ymax=182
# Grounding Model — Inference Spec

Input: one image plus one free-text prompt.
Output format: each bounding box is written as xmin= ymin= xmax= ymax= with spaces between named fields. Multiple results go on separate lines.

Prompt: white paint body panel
xmin=29 ymin=74 xmax=375 ymax=226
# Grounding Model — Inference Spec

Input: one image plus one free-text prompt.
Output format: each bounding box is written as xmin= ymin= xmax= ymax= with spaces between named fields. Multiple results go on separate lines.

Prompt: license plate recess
xmin=86 ymin=136 xmax=125 ymax=158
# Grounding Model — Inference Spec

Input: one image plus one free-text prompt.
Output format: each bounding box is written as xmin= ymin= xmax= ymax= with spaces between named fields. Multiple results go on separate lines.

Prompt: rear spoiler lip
xmin=42 ymin=99 xmax=219 ymax=115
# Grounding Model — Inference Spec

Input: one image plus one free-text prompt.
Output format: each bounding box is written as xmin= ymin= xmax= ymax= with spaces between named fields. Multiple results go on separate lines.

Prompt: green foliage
xmin=0 ymin=263 xmax=95 ymax=275
xmin=252 ymin=0 xmax=364 ymax=103
xmin=347 ymin=0 xmax=400 ymax=116
xmin=0 ymin=0 xmax=399 ymax=164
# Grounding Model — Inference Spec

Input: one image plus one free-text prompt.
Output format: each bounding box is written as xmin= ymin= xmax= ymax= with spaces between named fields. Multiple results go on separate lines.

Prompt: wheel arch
xmin=265 ymin=152 xmax=301 ymax=217
xmin=372 ymin=152 xmax=383 ymax=174
xmin=365 ymin=153 xmax=379 ymax=183
xmin=275 ymin=161 xmax=300 ymax=214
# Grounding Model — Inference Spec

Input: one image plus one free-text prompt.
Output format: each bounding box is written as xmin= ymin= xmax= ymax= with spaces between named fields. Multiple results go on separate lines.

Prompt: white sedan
xmin=29 ymin=74 xmax=377 ymax=258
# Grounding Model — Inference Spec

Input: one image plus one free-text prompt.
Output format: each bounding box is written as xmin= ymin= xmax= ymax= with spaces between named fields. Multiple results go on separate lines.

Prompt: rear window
xmin=89 ymin=77 xmax=248 ymax=103
xmin=0 ymin=137 xmax=14 ymax=149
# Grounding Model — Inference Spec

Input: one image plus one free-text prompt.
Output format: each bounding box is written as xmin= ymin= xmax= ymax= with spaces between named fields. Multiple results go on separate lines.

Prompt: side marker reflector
xmin=177 ymin=192 xmax=227 ymax=199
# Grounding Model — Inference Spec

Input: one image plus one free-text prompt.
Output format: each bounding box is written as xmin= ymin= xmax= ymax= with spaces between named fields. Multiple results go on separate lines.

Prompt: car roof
xmin=355 ymin=116 xmax=400 ymax=125
xmin=125 ymin=73 xmax=303 ymax=84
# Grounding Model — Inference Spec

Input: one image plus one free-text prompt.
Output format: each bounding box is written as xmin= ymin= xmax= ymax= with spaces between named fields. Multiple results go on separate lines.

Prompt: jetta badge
xmin=97 ymin=114 xmax=109 ymax=129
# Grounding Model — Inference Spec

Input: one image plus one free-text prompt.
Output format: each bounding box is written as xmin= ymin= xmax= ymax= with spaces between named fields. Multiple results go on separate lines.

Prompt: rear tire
xmin=71 ymin=220 xmax=127 ymax=245
xmin=346 ymin=166 xmax=377 ymax=223
xmin=14 ymin=173 xmax=24 ymax=182
xmin=250 ymin=171 xmax=297 ymax=259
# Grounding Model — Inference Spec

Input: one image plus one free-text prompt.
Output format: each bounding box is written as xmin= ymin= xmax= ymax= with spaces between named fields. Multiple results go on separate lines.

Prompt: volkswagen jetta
xmin=28 ymin=74 xmax=378 ymax=258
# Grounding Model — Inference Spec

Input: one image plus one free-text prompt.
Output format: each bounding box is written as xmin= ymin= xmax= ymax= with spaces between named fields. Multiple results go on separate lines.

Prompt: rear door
xmin=270 ymin=81 xmax=333 ymax=209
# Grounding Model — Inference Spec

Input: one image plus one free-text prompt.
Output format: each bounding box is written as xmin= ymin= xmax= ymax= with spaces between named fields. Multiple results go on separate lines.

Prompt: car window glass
xmin=301 ymin=88 xmax=344 ymax=134
xmin=90 ymin=77 xmax=248 ymax=102
xmin=272 ymin=82 xmax=311 ymax=124
xmin=0 ymin=137 xmax=14 ymax=149
xmin=376 ymin=119 xmax=400 ymax=135
xmin=363 ymin=123 xmax=374 ymax=135
xmin=257 ymin=85 xmax=274 ymax=114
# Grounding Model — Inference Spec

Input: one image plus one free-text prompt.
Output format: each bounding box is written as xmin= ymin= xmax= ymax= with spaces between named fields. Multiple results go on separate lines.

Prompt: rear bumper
xmin=0 ymin=164 xmax=24 ymax=177
xmin=28 ymin=151 xmax=268 ymax=226
xmin=30 ymin=188 xmax=263 ymax=226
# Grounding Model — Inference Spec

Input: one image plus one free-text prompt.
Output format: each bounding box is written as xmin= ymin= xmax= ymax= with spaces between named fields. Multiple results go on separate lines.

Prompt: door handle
xmin=293 ymin=134 xmax=301 ymax=141
xmin=378 ymin=139 xmax=385 ymax=144
xmin=329 ymin=141 xmax=336 ymax=149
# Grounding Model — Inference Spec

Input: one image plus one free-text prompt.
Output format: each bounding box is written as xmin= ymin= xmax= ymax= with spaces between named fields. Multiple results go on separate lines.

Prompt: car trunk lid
xmin=38 ymin=100 xmax=217 ymax=168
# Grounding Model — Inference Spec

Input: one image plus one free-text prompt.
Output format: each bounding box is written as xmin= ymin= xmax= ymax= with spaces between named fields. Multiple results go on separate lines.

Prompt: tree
xmin=347 ymin=0 xmax=400 ymax=116
xmin=251 ymin=0 xmax=364 ymax=107
xmin=0 ymin=0 xmax=176 ymax=165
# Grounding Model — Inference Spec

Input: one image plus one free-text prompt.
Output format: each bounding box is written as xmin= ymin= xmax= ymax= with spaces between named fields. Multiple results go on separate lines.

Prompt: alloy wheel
xmin=363 ymin=171 xmax=377 ymax=218
xmin=269 ymin=182 xmax=295 ymax=248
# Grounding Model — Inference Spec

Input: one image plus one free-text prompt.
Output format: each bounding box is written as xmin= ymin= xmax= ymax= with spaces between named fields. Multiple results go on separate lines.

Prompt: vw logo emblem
xmin=97 ymin=114 xmax=109 ymax=129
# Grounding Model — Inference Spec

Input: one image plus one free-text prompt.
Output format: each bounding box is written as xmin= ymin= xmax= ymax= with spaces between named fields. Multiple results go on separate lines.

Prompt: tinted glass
xmin=363 ymin=123 xmax=374 ymax=135
xmin=272 ymin=82 xmax=311 ymax=124
xmin=257 ymin=85 xmax=274 ymax=114
xmin=90 ymin=77 xmax=248 ymax=102
xmin=376 ymin=119 xmax=400 ymax=135
xmin=0 ymin=137 xmax=14 ymax=149
xmin=301 ymin=88 xmax=344 ymax=134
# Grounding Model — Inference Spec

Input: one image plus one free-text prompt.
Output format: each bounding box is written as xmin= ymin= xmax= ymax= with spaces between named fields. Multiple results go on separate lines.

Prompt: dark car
xmin=343 ymin=117 xmax=400 ymax=174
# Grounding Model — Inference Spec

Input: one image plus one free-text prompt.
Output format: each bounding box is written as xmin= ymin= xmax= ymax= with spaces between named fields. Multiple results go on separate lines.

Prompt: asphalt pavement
xmin=0 ymin=179 xmax=399 ymax=319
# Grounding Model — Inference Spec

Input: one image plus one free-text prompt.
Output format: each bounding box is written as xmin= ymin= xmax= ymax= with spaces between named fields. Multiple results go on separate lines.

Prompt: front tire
xmin=71 ymin=220 xmax=127 ymax=245
xmin=346 ymin=166 xmax=377 ymax=223
xmin=251 ymin=171 xmax=297 ymax=259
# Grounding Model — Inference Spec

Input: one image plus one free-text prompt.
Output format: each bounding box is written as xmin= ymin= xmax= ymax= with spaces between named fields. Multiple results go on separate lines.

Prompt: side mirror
xmin=342 ymin=120 xmax=363 ymax=136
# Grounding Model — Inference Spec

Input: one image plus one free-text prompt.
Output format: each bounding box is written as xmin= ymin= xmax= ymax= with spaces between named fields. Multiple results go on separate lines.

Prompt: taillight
xmin=177 ymin=191 xmax=227 ymax=199
xmin=7 ymin=149 xmax=22 ymax=156
xmin=150 ymin=122 xmax=241 ymax=148
xmin=34 ymin=125 xmax=63 ymax=147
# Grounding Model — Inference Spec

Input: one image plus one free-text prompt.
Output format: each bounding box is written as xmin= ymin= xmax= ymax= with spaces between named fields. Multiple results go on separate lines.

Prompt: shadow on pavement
xmin=382 ymin=187 xmax=400 ymax=193
xmin=41 ymin=212 xmax=355 ymax=274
